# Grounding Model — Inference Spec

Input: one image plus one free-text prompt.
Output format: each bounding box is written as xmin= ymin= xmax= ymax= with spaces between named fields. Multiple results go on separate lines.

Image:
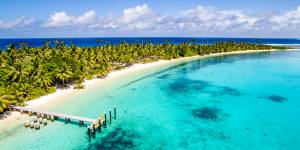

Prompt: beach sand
xmin=0 ymin=49 xmax=287 ymax=128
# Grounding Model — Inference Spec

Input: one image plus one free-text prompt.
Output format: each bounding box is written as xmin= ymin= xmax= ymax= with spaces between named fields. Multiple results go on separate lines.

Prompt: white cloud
xmin=271 ymin=6 xmax=300 ymax=23
xmin=75 ymin=10 xmax=97 ymax=25
xmin=2 ymin=4 xmax=300 ymax=37
xmin=0 ymin=17 xmax=35 ymax=29
xmin=89 ymin=4 xmax=158 ymax=32
xmin=43 ymin=10 xmax=96 ymax=27
xmin=121 ymin=4 xmax=152 ymax=23
xmin=270 ymin=6 xmax=300 ymax=31
xmin=92 ymin=5 xmax=261 ymax=35
xmin=180 ymin=6 xmax=258 ymax=33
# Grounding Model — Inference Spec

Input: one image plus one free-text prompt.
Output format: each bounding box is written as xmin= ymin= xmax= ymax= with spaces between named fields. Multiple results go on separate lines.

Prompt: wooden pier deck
xmin=11 ymin=106 xmax=96 ymax=123
xmin=11 ymin=105 xmax=117 ymax=140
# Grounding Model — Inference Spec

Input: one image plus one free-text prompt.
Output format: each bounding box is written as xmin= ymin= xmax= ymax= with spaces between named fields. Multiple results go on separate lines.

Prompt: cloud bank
xmin=1 ymin=4 xmax=300 ymax=38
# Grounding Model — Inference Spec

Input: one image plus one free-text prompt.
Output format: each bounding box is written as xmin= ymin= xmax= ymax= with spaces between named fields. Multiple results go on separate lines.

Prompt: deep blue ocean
xmin=1 ymin=37 xmax=300 ymax=49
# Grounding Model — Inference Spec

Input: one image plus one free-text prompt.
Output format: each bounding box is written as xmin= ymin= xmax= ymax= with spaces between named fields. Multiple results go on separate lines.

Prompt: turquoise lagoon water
xmin=1 ymin=50 xmax=300 ymax=150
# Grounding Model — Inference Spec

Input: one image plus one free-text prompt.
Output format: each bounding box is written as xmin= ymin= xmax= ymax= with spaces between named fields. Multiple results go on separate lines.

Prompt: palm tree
xmin=0 ymin=98 xmax=10 ymax=112
xmin=5 ymin=61 xmax=32 ymax=84
xmin=54 ymin=65 xmax=73 ymax=86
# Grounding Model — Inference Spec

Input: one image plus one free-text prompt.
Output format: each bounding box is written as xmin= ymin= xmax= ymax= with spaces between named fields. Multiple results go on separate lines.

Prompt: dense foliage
xmin=0 ymin=41 xmax=288 ymax=112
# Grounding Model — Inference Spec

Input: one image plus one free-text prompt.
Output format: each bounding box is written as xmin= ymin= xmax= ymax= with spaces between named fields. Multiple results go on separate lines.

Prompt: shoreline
xmin=0 ymin=49 xmax=290 ymax=126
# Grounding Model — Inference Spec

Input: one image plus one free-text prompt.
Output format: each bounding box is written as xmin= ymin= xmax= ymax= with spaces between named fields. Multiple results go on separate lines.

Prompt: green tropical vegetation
xmin=0 ymin=41 xmax=288 ymax=112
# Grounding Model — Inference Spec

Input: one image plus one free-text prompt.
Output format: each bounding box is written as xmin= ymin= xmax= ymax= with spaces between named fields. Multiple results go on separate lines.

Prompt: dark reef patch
xmin=169 ymin=81 xmax=189 ymax=93
xmin=88 ymin=128 xmax=140 ymax=150
xmin=205 ymin=86 xmax=242 ymax=97
xmin=216 ymin=132 xmax=231 ymax=141
xmin=263 ymin=133 xmax=268 ymax=136
xmin=157 ymin=74 xmax=171 ymax=79
xmin=168 ymin=78 xmax=210 ymax=93
xmin=259 ymin=95 xmax=288 ymax=103
xmin=167 ymin=76 xmax=242 ymax=98
xmin=194 ymin=128 xmax=231 ymax=142
xmin=220 ymin=86 xmax=242 ymax=96
xmin=267 ymin=95 xmax=287 ymax=102
xmin=192 ymin=107 xmax=220 ymax=121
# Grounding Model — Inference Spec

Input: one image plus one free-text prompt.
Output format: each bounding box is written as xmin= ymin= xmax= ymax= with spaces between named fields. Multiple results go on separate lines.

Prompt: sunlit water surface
xmin=1 ymin=50 xmax=300 ymax=150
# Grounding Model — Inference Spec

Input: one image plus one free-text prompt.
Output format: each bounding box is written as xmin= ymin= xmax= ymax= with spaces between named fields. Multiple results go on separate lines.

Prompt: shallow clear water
xmin=1 ymin=50 xmax=300 ymax=150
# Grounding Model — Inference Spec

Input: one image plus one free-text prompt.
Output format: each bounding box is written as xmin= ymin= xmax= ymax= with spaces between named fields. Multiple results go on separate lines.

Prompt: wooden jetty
xmin=11 ymin=106 xmax=96 ymax=123
xmin=11 ymin=105 xmax=117 ymax=140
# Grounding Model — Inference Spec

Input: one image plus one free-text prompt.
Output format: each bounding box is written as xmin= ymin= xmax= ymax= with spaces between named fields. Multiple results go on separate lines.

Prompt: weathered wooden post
xmin=79 ymin=121 xmax=83 ymax=126
xmin=34 ymin=117 xmax=38 ymax=123
xmin=34 ymin=122 xmax=40 ymax=130
xmin=103 ymin=112 xmax=107 ymax=127
xmin=92 ymin=123 xmax=96 ymax=135
xmin=50 ymin=116 xmax=55 ymax=121
xmin=24 ymin=120 xmax=30 ymax=128
xmin=98 ymin=119 xmax=102 ymax=132
xmin=109 ymin=109 xmax=112 ymax=123
xmin=38 ymin=118 xmax=43 ymax=124
xmin=43 ymin=119 xmax=47 ymax=125
xmin=87 ymin=127 xmax=91 ymax=141
xmin=113 ymin=105 xmax=117 ymax=119
xmin=30 ymin=122 xmax=34 ymax=129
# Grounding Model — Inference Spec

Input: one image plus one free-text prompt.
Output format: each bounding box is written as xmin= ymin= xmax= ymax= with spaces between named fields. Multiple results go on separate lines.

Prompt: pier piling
xmin=50 ymin=116 xmax=54 ymax=121
xmin=79 ymin=121 xmax=84 ymax=126
xmin=43 ymin=119 xmax=47 ymax=125
xmin=98 ymin=122 xmax=102 ymax=132
xmin=87 ymin=127 xmax=91 ymax=141
xmin=104 ymin=112 xmax=107 ymax=127
xmin=34 ymin=123 xmax=40 ymax=130
xmin=109 ymin=109 xmax=112 ymax=123
xmin=24 ymin=120 xmax=30 ymax=128
xmin=114 ymin=106 xmax=116 ymax=119
xmin=30 ymin=122 xmax=34 ymax=128
xmin=92 ymin=124 xmax=96 ymax=135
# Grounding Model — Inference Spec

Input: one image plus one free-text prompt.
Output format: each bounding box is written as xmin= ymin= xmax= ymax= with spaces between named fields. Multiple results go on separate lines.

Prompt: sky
xmin=0 ymin=0 xmax=299 ymax=38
